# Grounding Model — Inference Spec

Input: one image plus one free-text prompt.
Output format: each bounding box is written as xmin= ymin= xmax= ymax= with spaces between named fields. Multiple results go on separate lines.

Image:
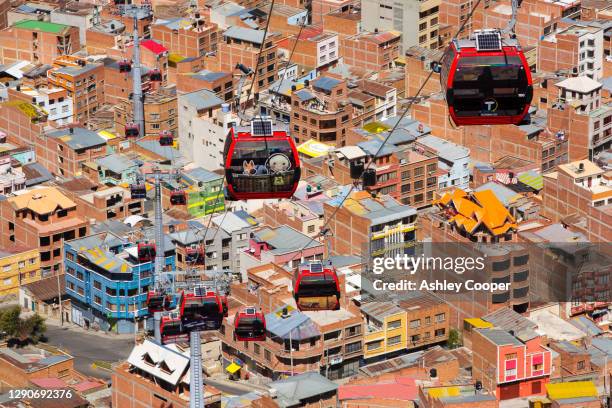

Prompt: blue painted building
xmin=64 ymin=232 xmax=176 ymax=333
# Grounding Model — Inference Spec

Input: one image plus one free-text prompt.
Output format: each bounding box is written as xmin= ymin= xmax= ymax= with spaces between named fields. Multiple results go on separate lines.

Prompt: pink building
xmin=471 ymin=326 xmax=552 ymax=400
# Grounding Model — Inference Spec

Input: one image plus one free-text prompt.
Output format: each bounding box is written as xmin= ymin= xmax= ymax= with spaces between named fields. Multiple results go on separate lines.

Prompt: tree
xmin=447 ymin=328 xmax=461 ymax=349
xmin=0 ymin=305 xmax=46 ymax=345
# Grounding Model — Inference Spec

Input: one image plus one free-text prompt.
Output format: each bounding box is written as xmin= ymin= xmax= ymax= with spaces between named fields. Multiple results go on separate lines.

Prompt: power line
xmin=287 ymin=0 xmax=484 ymax=264
xmin=240 ymin=0 xmax=277 ymax=119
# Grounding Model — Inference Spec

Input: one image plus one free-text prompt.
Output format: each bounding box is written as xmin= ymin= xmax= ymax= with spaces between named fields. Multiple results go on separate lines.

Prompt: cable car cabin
xmin=233 ymin=306 xmax=266 ymax=341
xmin=439 ymin=30 xmax=533 ymax=126
xmin=293 ymin=261 xmax=340 ymax=311
xmin=130 ymin=183 xmax=146 ymax=199
xmin=159 ymin=131 xmax=174 ymax=146
xmin=125 ymin=123 xmax=139 ymax=138
xmin=119 ymin=60 xmax=131 ymax=73
xmin=146 ymin=290 xmax=172 ymax=313
xmin=224 ymin=118 xmax=300 ymax=200
xmin=185 ymin=246 xmax=205 ymax=264
xmin=170 ymin=190 xmax=187 ymax=205
xmin=160 ymin=313 xmax=188 ymax=344
xmin=149 ymin=69 xmax=162 ymax=82
xmin=180 ymin=289 xmax=223 ymax=331
xmin=137 ymin=243 xmax=156 ymax=263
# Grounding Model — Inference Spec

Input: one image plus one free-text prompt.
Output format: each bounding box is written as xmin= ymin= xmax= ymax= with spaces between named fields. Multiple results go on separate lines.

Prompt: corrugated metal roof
xmin=181 ymin=89 xmax=224 ymax=111
xmin=224 ymin=26 xmax=265 ymax=44
xmin=265 ymin=306 xmax=320 ymax=340
xmin=47 ymin=127 xmax=106 ymax=150
xmin=313 ymin=76 xmax=342 ymax=92
xmin=271 ymin=372 xmax=337 ymax=407
xmin=477 ymin=328 xmax=523 ymax=346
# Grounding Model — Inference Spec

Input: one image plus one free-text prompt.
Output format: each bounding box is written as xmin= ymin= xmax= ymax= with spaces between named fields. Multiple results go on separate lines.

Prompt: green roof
xmin=13 ymin=20 xmax=70 ymax=34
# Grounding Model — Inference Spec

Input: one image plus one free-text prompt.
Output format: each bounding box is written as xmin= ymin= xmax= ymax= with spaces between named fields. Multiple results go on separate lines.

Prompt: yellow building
xmin=362 ymin=302 xmax=407 ymax=360
xmin=0 ymin=248 xmax=41 ymax=296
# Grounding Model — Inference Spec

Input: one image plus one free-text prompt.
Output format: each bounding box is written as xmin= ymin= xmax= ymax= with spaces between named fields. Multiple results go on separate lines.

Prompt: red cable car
xmin=125 ymin=123 xmax=139 ymax=138
xmin=160 ymin=312 xmax=188 ymax=344
xmin=293 ymin=261 xmax=340 ymax=311
xmin=438 ymin=29 xmax=533 ymax=126
xmin=170 ymin=190 xmax=187 ymax=205
xmin=233 ymin=306 xmax=266 ymax=341
xmin=149 ymin=69 xmax=162 ymax=82
xmin=137 ymin=242 xmax=156 ymax=263
xmin=146 ymin=290 xmax=172 ymax=313
xmin=224 ymin=117 xmax=300 ymax=200
xmin=130 ymin=183 xmax=146 ymax=199
xmin=185 ymin=246 xmax=205 ymax=264
xmin=179 ymin=288 xmax=224 ymax=331
xmin=119 ymin=60 xmax=131 ymax=73
xmin=159 ymin=130 xmax=174 ymax=146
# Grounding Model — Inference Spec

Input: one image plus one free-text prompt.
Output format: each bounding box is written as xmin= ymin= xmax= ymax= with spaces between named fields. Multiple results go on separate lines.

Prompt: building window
xmin=435 ymin=313 xmax=445 ymax=322
xmin=254 ymin=343 xmax=260 ymax=354
xmin=345 ymin=325 xmax=361 ymax=337
xmin=94 ymin=280 xmax=101 ymax=290
xmin=367 ymin=340 xmax=382 ymax=350
xmin=76 ymin=271 xmax=84 ymax=281
xmin=94 ymin=295 xmax=101 ymax=305
xmin=387 ymin=335 xmax=402 ymax=346
xmin=577 ymin=360 xmax=585 ymax=370
xmin=345 ymin=341 xmax=362 ymax=353
xmin=435 ymin=328 xmax=445 ymax=337
xmin=409 ymin=319 xmax=421 ymax=329
xmin=387 ymin=319 xmax=401 ymax=329
xmin=414 ymin=193 xmax=424 ymax=203
xmin=401 ymin=170 xmax=410 ymax=180
xmin=492 ymin=259 xmax=511 ymax=271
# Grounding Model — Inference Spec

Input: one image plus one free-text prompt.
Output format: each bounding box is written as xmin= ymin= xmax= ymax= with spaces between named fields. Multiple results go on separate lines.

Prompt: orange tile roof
xmin=434 ymin=188 xmax=517 ymax=236
xmin=9 ymin=187 xmax=76 ymax=214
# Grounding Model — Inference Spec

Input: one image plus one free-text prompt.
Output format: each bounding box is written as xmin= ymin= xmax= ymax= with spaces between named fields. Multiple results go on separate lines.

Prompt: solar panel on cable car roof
xmin=310 ymin=262 xmax=323 ymax=273
xmin=194 ymin=286 xmax=207 ymax=297
xmin=251 ymin=119 xmax=273 ymax=136
xmin=476 ymin=32 xmax=501 ymax=51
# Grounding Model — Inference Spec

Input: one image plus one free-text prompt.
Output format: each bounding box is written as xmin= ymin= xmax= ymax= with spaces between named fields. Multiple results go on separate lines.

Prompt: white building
xmin=418 ymin=134 xmax=470 ymax=191
xmin=15 ymin=85 xmax=73 ymax=125
xmin=555 ymin=76 xmax=603 ymax=114
xmin=178 ymin=89 xmax=237 ymax=171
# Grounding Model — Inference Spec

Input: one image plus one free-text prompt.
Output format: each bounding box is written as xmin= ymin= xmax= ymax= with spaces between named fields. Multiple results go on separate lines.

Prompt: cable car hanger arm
xmin=502 ymin=0 xmax=523 ymax=36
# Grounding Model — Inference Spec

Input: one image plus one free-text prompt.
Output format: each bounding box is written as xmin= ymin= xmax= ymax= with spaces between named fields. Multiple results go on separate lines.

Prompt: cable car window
xmin=229 ymin=140 xmax=296 ymax=193
xmin=298 ymin=275 xmax=338 ymax=296
xmin=451 ymin=55 xmax=528 ymax=117
xmin=237 ymin=316 xmax=264 ymax=329
xmin=163 ymin=322 xmax=182 ymax=336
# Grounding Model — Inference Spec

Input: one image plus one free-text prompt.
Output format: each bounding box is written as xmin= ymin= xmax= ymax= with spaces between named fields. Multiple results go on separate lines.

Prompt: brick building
xmin=420 ymin=189 xmax=531 ymax=319
xmin=217 ymin=27 xmax=279 ymax=100
xmin=0 ymin=20 xmax=80 ymax=65
xmin=281 ymin=29 xmax=339 ymax=73
xmin=262 ymin=198 xmax=326 ymax=239
xmin=57 ymin=179 xmax=144 ymax=222
xmin=290 ymin=76 xmax=353 ymax=146
xmin=0 ymin=0 xmax=8 ymax=30
xmin=151 ymin=15 xmax=218 ymax=59
xmin=220 ymin=263 xmax=364 ymax=380
xmin=114 ymin=87 xmax=178 ymax=138
xmin=546 ymin=77 xmax=610 ymax=161
xmin=85 ymin=19 xmax=126 ymax=55
xmin=361 ymin=293 xmax=450 ymax=361
xmin=102 ymin=58 xmax=152 ymax=107
xmin=0 ymin=187 xmax=88 ymax=277
xmin=175 ymin=69 xmax=233 ymax=100
xmin=470 ymin=324 xmax=552 ymax=400
xmin=341 ymin=31 xmax=401 ymax=72
xmin=541 ymin=159 xmax=612 ymax=242
xmin=113 ymin=340 xmax=222 ymax=408
xmin=47 ymin=55 xmax=105 ymax=126
xmin=324 ymin=190 xmax=417 ymax=257
xmin=538 ymin=23 xmax=604 ymax=80
xmin=0 ymin=344 xmax=75 ymax=389
xmin=322 ymin=3 xmax=361 ymax=36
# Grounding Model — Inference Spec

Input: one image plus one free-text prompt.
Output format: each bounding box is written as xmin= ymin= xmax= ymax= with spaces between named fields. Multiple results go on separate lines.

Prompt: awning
xmin=297 ymin=139 xmax=333 ymax=158
xmin=464 ymin=318 xmax=493 ymax=329
xmin=98 ymin=130 xmax=117 ymax=140
xmin=518 ymin=170 xmax=543 ymax=190
xmin=226 ymin=362 xmax=241 ymax=374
